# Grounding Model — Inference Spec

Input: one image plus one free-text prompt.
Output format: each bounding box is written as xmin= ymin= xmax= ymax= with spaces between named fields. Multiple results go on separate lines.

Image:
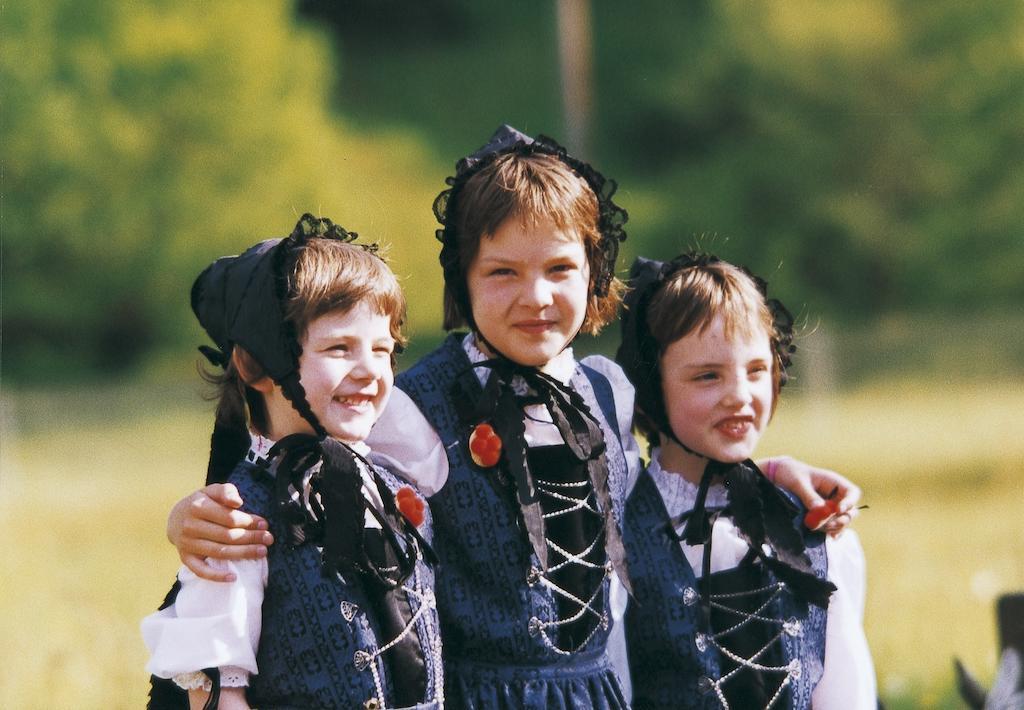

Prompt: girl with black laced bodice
xmin=617 ymin=253 xmax=877 ymax=709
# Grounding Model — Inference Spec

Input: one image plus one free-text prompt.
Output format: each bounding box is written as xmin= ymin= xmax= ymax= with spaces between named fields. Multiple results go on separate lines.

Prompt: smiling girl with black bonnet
xmin=142 ymin=215 xmax=444 ymax=709
xmin=617 ymin=253 xmax=876 ymax=709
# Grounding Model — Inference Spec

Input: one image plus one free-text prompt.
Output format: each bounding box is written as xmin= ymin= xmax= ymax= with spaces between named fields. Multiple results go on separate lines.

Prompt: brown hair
xmin=634 ymin=260 xmax=784 ymax=441
xmin=208 ymin=238 xmax=406 ymax=436
xmin=442 ymin=151 xmax=623 ymax=335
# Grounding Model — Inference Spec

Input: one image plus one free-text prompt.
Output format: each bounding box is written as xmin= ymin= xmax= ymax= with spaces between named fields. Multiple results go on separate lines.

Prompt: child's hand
xmin=764 ymin=456 xmax=862 ymax=537
xmin=167 ymin=483 xmax=274 ymax=582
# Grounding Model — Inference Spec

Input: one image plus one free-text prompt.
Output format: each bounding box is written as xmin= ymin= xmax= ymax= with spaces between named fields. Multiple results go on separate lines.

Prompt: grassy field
xmin=2 ymin=375 xmax=1022 ymax=708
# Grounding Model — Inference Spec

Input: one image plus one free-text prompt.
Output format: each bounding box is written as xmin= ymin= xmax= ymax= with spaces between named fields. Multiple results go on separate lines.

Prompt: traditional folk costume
xmin=624 ymin=453 xmax=875 ymax=709
xmin=615 ymin=255 xmax=876 ymax=710
xmin=373 ymin=335 xmax=638 ymax=708
xmin=142 ymin=216 xmax=444 ymax=710
xmin=366 ymin=126 xmax=638 ymax=708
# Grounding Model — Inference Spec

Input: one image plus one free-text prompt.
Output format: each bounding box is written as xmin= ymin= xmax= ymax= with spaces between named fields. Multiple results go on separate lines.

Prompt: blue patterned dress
xmin=145 ymin=453 xmax=445 ymax=710
xmin=396 ymin=334 xmax=632 ymax=709
xmin=624 ymin=467 xmax=828 ymax=710
xmin=230 ymin=457 xmax=445 ymax=709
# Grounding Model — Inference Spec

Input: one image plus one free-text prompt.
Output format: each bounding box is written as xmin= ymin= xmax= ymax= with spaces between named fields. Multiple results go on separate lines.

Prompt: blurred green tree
xmin=2 ymin=0 xmax=444 ymax=382
xmin=301 ymin=0 xmax=1024 ymax=319
xmin=597 ymin=0 xmax=1024 ymax=317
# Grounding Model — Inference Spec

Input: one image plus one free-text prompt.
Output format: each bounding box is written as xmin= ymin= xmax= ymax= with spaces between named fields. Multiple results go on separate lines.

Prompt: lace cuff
xmin=220 ymin=665 xmax=251 ymax=687
xmin=172 ymin=670 xmax=211 ymax=691
xmin=172 ymin=666 xmax=250 ymax=692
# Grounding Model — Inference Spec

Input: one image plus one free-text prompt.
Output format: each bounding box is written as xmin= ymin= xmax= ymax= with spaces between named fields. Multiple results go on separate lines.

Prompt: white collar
xmin=648 ymin=447 xmax=730 ymax=515
xmin=461 ymin=333 xmax=577 ymax=387
xmin=247 ymin=431 xmax=371 ymax=462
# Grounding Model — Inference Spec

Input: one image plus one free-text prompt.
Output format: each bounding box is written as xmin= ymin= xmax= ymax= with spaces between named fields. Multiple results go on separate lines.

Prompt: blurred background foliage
xmin=2 ymin=0 xmax=1023 ymax=707
xmin=4 ymin=0 xmax=1023 ymax=382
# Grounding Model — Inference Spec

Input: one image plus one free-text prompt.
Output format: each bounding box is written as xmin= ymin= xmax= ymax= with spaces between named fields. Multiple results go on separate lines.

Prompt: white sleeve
xmin=367 ymin=387 xmax=449 ymax=496
xmin=607 ymin=575 xmax=633 ymax=703
xmin=141 ymin=558 xmax=267 ymax=684
xmin=813 ymin=530 xmax=877 ymax=709
xmin=580 ymin=355 xmax=643 ymax=496
xmin=580 ymin=355 xmax=639 ymax=704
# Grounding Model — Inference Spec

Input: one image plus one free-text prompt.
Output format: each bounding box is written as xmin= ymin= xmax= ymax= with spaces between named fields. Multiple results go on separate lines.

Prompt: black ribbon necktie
xmin=673 ymin=459 xmax=835 ymax=609
xmin=267 ymin=434 xmax=435 ymax=705
xmin=455 ymin=358 xmax=632 ymax=594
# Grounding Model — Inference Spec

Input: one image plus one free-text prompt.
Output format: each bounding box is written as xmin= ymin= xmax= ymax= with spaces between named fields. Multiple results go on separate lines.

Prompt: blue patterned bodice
xmin=231 ymin=459 xmax=444 ymax=710
xmin=624 ymin=469 xmax=828 ymax=710
xmin=396 ymin=335 xmax=630 ymax=707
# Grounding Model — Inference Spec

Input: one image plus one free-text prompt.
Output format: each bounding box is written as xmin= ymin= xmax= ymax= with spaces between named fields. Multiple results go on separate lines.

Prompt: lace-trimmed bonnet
xmin=615 ymin=252 xmax=796 ymax=452
xmin=191 ymin=213 xmax=373 ymax=478
xmin=433 ymin=124 xmax=628 ymax=332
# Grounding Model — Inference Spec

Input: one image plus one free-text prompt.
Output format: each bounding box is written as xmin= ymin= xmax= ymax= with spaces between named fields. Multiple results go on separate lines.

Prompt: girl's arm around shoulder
xmin=367 ymin=387 xmax=450 ymax=497
xmin=763 ymin=456 xmax=862 ymax=536
xmin=167 ymin=482 xmax=274 ymax=583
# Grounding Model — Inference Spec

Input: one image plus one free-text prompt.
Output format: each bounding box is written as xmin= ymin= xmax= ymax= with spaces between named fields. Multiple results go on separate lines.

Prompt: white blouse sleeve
xmin=367 ymin=387 xmax=449 ymax=496
xmin=579 ymin=355 xmax=643 ymax=496
xmin=813 ymin=530 xmax=878 ymax=709
xmin=141 ymin=557 xmax=267 ymax=686
xmin=580 ymin=355 xmax=642 ymax=704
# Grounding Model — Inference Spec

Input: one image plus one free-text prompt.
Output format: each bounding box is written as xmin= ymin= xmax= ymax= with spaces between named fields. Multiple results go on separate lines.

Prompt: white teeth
xmin=338 ymin=396 xmax=371 ymax=407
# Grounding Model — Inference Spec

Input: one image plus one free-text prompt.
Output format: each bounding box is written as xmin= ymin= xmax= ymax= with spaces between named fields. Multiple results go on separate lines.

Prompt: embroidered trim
xmin=172 ymin=671 xmax=211 ymax=692
xmin=219 ymin=666 xmax=250 ymax=687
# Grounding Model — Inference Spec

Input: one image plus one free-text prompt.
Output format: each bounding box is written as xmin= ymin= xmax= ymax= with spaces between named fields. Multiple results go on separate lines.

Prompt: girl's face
xmin=466 ymin=215 xmax=590 ymax=369
xmin=658 ymin=314 xmax=774 ymax=479
xmin=262 ymin=302 xmax=396 ymax=443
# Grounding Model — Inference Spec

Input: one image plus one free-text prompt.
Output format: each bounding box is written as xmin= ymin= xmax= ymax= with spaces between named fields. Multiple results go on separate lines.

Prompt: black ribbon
xmin=266 ymin=434 xmax=436 ymax=704
xmin=671 ymin=459 xmax=835 ymax=609
xmin=455 ymin=357 xmax=632 ymax=593
xmin=266 ymin=434 xmax=435 ymax=587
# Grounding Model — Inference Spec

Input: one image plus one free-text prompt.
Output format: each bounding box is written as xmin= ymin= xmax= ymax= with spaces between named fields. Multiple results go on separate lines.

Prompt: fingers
xmin=180 ymin=539 xmax=270 ymax=564
xmin=181 ymin=517 xmax=274 ymax=547
xmin=204 ymin=482 xmax=245 ymax=509
xmin=187 ymin=492 xmax=268 ymax=531
xmin=181 ymin=553 xmax=238 ymax=583
xmin=836 ymin=482 xmax=863 ymax=513
xmin=798 ymin=483 xmax=826 ymax=511
xmin=824 ymin=512 xmax=852 ymax=538
xmin=809 ymin=468 xmax=862 ymax=509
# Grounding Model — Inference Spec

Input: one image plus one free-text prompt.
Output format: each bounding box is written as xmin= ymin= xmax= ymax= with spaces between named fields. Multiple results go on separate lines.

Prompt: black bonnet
xmin=434 ymin=124 xmax=628 ymax=330
xmin=191 ymin=213 xmax=368 ymax=438
xmin=615 ymin=252 xmax=796 ymax=450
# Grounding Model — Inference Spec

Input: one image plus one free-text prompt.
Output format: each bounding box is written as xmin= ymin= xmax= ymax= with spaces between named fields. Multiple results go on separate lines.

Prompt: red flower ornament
xmin=802 ymin=485 xmax=865 ymax=531
xmin=395 ymin=486 xmax=425 ymax=527
xmin=803 ymin=499 xmax=840 ymax=531
xmin=469 ymin=423 xmax=502 ymax=468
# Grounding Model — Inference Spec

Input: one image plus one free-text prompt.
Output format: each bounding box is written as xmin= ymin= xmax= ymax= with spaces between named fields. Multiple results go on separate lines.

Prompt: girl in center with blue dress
xmin=367 ymin=125 xmax=639 ymax=707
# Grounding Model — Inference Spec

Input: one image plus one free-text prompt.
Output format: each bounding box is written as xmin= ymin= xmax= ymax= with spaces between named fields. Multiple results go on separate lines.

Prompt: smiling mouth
xmin=335 ymin=394 xmax=375 ymax=410
xmin=715 ymin=416 xmax=754 ymax=439
xmin=514 ymin=320 xmax=556 ymax=334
